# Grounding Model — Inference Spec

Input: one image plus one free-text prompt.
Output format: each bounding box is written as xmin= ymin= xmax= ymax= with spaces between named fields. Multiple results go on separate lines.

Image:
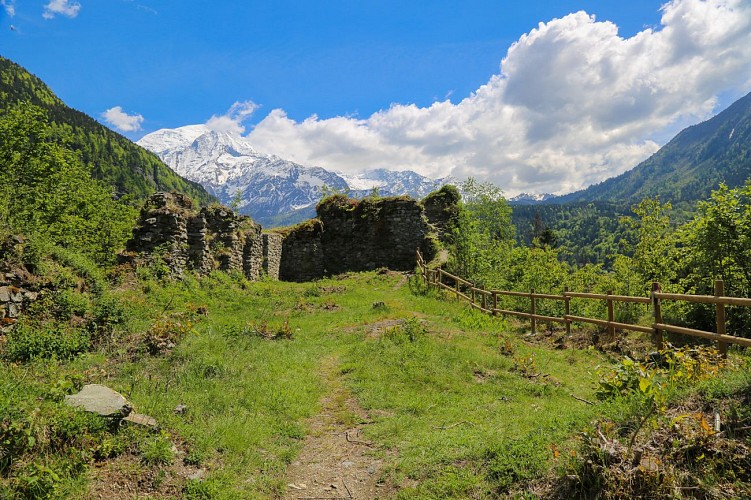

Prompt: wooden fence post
xmin=607 ymin=290 xmax=615 ymax=340
xmin=471 ymin=286 xmax=476 ymax=305
xmin=716 ymin=279 xmax=728 ymax=356
xmin=530 ymin=288 xmax=536 ymax=335
xmin=651 ymin=282 xmax=664 ymax=350
xmin=482 ymin=290 xmax=487 ymax=311
xmin=564 ymin=286 xmax=571 ymax=336
xmin=493 ymin=291 xmax=498 ymax=316
xmin=455 ymin=275 xmax=459 ymax=299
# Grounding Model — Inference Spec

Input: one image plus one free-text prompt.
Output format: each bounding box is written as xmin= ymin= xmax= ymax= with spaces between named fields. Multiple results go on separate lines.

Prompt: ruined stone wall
xmin=124 ymin=192 xmax=264 ymax=279
xmin=244 ymin=227 xmax=265 ymax=281
xmin=0 ymin=284 xmax=35 ymax=324
xmin=124 ymin=192 xmax=192 ymax=275
xmin=318 ymin=196 xmax=434 ymax=274
xmin=126 ymin=191 xmax=448 ymax=283
xmin=422 ymin=185 xmax=460 ymax=244
xmin=276 ymin=195 xmax=438 ymax=281
xmin=262 ymin=233 xmax=283 ymax=280
xmin=278 ymin=220 xmax=325 ymax=282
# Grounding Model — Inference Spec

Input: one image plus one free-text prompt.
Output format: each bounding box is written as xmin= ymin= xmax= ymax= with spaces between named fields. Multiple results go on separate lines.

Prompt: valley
xmin=2 ymin=22 xmax=751 ymax=497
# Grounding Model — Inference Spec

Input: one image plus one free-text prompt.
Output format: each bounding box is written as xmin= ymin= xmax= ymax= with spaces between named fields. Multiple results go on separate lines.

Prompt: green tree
xmin=0 ymin=102 xmax=136 ymax=263
xmin=620 ymin=197 xmax=676 ymax=287
xmin=449 ymin=178 xmax=515 ymax=287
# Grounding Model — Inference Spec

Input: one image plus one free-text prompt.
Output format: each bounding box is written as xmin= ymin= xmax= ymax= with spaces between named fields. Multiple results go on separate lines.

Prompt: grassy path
xmin=283 ymin=355 xmax=391 ymax=499
xmin=1 ymin=270 xmax=613 ymax=498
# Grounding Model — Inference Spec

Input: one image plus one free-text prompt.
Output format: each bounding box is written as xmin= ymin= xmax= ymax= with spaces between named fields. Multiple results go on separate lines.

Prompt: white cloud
xmin=102 ymin=106 xmax=144 ymax=132
xmin=1 ymin=0 xmax=15 ymax=17
xmin=246 ymin=0 xmax=751 ymax=196
xmin=43 ymin=0 xmax=81 ymax=19
xmin=205 ymin=101 xmax=259 ymax=135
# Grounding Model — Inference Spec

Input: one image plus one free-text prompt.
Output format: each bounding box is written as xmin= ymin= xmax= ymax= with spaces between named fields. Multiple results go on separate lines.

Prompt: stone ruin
xmin=122 ymin=192 xmax=266 ymax=278
xmin=0 ymin=236 xmax=39 ymax=328
xmin=124 ymin=191 xmax=447 ymax=282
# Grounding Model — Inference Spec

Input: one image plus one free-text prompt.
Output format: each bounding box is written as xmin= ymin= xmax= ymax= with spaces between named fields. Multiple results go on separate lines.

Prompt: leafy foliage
xmin=0 ymin=102 xmax=136 ymax=263
xmin=0 ymin=56 xmax=213 ymax=205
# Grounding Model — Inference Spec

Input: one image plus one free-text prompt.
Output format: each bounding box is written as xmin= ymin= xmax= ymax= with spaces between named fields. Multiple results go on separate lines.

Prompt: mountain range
xmin=2 ymin=54 xmax=751 ymax=233
xmin=138 ymin=126 xmax=451 ymax=226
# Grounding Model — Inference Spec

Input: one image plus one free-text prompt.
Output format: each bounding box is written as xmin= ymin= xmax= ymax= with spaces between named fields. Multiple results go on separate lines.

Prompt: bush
xmin=3 ymin=323 xmax=91 ymax=361
xmin=144 ymin=319 xmax=193 ymax=355
xmin=383 ymin=318 xmax=427 ymax=344
xmin=140 ymin=435 xmax=174 ymax=465
xmin=52 ymin=289 xmax=91 ymax=320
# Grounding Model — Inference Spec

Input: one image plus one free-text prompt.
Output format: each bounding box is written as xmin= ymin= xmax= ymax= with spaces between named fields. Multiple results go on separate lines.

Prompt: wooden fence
xmin=416 ymin=250 xmax=751 ymax=354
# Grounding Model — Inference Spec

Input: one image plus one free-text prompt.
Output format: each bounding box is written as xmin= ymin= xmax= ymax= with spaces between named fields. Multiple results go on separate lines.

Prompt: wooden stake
xmin=530 ymin=288 xmax=536 ymax=335
xmin=607 ymin=290 xmax=615 ymax=340
xmin=651 ymin=282 xmax=664 ymax=350
xmin=716 ymin=279 xmax=728 ymax=356
xmin=564 ymin=286 xmax=571 ymax=336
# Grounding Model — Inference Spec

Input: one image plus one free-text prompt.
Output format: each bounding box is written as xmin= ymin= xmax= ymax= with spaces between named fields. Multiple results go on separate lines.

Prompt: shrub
xmin=140 ymin=435 xmax=174 ymax=465
xmin=383 ymin=318 xmax=427 ymax=344
xmin=3 ymin=323 xmax=91 ymax=361
xmin=144 ymin=319 xmax=193 ymax=354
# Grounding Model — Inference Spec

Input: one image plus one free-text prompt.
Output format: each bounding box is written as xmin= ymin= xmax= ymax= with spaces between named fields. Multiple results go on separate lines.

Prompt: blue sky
xmin=2 ymin=0 xmax=751 ymax=194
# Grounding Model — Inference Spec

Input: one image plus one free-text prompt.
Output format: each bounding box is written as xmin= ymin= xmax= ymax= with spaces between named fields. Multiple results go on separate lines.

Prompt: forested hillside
xmin=558 ymin=91 xmax=751 ymax=205
xmin=0 ymin=56 xmax=213 ymax=204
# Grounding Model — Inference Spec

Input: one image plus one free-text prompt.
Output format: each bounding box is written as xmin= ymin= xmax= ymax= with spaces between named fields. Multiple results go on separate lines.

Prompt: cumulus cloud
xmin=205 ymin=101 xmax=260 ymax=135
xmin=1 ymin=0 xmax=15 ymax=17
xmin=246 ymin=0 xmax=751 ymax=195
xmin=102 ymin=106 xmax=144 ymax=132
xmin=43 ymin=0 xmax=81 ymax=19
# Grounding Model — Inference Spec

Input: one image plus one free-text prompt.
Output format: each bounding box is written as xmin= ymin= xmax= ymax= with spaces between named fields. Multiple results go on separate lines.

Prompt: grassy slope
xmin=2 ymin=269 xmax=749 ymax=498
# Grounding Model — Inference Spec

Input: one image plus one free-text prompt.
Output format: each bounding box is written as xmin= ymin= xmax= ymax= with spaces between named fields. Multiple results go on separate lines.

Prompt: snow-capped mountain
xmin=508 ymin=192 xmax=558 ymax=204
xmin=137 ymin=126 xmax=450 ymax=226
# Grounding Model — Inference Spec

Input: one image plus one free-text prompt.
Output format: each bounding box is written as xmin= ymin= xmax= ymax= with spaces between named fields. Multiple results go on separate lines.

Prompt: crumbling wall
xmin=124 ymin=192 xmax=264 ymax=279
xmin=317 ymin=195 xmax=434 ymax=274
xmin=278 ymin=220 xmax=325 ymax=282
xmin=124 ymin=192 xmax=192 ymax=275
xmin=422 ymin=185 xmax=461 ymax=244
xmin=276 ymin=195 xmax=438 ymax=281
xmin=262 ymin=233 xmax=283 ymax=280
xmin=125 ymin=190 xmax=450 ymax=283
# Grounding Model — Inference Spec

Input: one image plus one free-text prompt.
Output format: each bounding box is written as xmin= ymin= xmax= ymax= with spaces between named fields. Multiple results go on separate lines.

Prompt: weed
xmin=144 ymin=319 xmax=192 ymax=354
xmin=499 ymin=335 xmax=515 ymax=356
xmin=140 ymin=434 xmax=174 ymax=465
xmin=383 ymin=317 xmax=427 ymax=343
xmin=512 ymin=354 xmax=538 ymax=377
xmin=3 ymin=322 xmax=91 ymax=361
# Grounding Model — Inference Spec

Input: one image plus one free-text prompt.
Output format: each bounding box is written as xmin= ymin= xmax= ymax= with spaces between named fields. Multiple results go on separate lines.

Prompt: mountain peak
xmin=138 ymin=126 xmax=450 ymax=226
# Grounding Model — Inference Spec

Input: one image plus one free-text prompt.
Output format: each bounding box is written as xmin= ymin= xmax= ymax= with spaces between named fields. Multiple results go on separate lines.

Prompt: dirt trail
xmin=282 ymin=356 xmax=391 ymax=499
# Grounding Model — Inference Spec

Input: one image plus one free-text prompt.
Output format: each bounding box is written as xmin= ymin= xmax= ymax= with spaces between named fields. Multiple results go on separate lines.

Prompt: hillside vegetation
xmin=2 ymin=54 xmax=751 ymax=498
xmin=0 ymin=56 xmax=213 ymax=204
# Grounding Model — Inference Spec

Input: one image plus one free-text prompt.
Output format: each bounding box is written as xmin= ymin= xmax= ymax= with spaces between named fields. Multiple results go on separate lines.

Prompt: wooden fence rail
xmin=416 ymin=250 xmax=748 ymax=353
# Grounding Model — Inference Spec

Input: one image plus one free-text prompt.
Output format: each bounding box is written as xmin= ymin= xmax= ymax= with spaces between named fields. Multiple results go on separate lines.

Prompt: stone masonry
xmin=278 ymin=219 xmax=325 ymax=282
xmin=126 ymin=189 xmax=449 ymax=283
xmin=262 ymin=233 xmax=283 ymax=279
xmin=124 ymin=192 xmax=264 ymax=279
xmin=276 ymin=195 xmax=438 ymax=282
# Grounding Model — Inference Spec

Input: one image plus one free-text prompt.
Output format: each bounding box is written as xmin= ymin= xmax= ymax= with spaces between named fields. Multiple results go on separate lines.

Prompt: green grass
xmin=3 ymin=269 xmax=749 ymax=498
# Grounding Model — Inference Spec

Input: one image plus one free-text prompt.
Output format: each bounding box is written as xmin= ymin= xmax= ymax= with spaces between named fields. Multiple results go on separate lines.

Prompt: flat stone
xmin=6 ymin=303 xmax=20 ymax=318
xmin=122 ymin=412 xmax=158 ymax=427
xmin=23 ymin=291 xmax=38 ymax=301
xmin=65 ymin=384 xmax=132 ymax=418
xmin=0 ymin=287 xmax=10 ymax=302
